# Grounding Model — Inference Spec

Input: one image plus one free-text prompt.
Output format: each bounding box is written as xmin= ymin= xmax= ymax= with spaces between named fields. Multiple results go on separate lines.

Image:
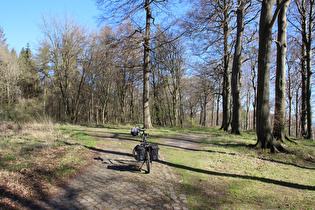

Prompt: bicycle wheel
xmin=145 ymin=149 xmax=150 ymax=173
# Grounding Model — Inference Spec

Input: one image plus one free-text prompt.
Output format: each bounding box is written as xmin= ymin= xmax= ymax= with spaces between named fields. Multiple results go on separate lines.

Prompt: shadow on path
xmin=60 ymin=140 xmax=315 ymax=191
xmin=258 ymin=157 xmax=315 ymax=170
xmin=157 ymin=160 xmax=315 ymax=191
xmin=0 ymin=187 xmax=45 ymax=209
xmin=61 ymin=140 xmax=133 ymax=158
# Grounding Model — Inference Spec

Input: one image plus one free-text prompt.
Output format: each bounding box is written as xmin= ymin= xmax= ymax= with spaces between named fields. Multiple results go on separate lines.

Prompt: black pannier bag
xmin=150 ymin=143 xmax=159 ymax=161
xmin=134 ymin=145 xmax=145 ymax=161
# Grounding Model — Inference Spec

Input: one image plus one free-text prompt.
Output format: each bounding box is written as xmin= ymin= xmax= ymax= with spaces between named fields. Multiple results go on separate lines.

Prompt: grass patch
xmin=1 ymin=123 xmax=314 ymax=209
xmin=149 ymin=127 xmax=315 ymax=209
xmin=0 ymin=121 xmax=94 ymax=209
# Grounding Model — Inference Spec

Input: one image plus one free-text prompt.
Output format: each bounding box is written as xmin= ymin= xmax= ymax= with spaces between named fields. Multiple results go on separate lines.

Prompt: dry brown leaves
xmin=0 ymin=121 xmax=95 ymax=209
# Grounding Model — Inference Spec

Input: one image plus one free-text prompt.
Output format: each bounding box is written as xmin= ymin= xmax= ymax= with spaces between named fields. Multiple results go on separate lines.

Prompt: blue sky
xmin=0 ymin=0 xmax=100 ymax=52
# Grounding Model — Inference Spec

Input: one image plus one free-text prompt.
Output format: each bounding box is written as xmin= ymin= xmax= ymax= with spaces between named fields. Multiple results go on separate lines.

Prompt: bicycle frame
xmin=133 ymin=127 xmax=151 ymax=173
xmin=132 ymin=125 xmax=159 ymax=174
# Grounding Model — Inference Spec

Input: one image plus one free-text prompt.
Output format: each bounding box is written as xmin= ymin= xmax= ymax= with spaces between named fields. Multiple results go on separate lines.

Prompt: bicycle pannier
xmin=135 ymin=145 xmax=145 ymax=161
xmin=150 ymin=143 xmax=159 ymax=161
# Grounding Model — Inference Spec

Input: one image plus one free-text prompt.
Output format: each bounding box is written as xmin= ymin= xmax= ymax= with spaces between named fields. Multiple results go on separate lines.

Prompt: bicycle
xmin=132 ymin=125 xmax=159 ymax=174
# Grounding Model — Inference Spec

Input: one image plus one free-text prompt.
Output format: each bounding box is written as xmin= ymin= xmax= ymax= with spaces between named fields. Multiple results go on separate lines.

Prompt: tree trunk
xmin=179 ymin=88 xmax=184 ymax=126
xmin=257 ymin=0 xmax=274 ymax=150
xmin=253 ymin=98 xmax=256 ymax=130
xmin=221 ymin=23 xmax=231 ymax=131
xmin=251 ymin=63 xmax=257 ymax=130
xmin=306 ymin=61 xmax=313 ymax=139
xmin=216 ymin=94 xmax=220 ymax=126
xmin=295 ymin=89 xmax=299 ymax=137
xmin=300 ymin=0 xmax=307 ymax=138
xmin=203 ymin=95 xmax=207 ymax=127
xmin=288 ymin=66 xmax=292 ymax=136
xmin=246 ymin=89 xmax=250 ymax=130
xmin=301 ymin=55 xmax=307 ymax=138
xmin=256 ymin=0 xmax=287 ymax=152
xmin=96 ymin=103 xmax=99 ymax=125
xmin=102 ymin=85 xmax=110 ymax=125
xmin=89 ymin=91 xmax=94 ymax=124
xmin=172 ymin=88 xmax=178 ymax=127
xmin=200 ymin=102 xmax=204 ymax=125
xmin=220 ymin=5 xmax=231 ymax=131
xmin=231 ymin=0 xmax=245 ymax=135
xmin=306 ymin=0 xmax=314 ymax=140
xmin=211 ymin=100 xmax=214 ymax=127
xmin=273 ymin=0 xmax=290 ymax=141
xmin=130 ymin=84 xmax=134 ymax=121
xmin=143 ymin=0 xmax=153 ymax=129
xmin=43 ymin=76 xmax=47 ymax=115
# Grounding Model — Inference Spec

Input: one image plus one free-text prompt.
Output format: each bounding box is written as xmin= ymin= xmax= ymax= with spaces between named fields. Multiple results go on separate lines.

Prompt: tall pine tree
xmin=18 ymin=44 xmax=41 ymax=99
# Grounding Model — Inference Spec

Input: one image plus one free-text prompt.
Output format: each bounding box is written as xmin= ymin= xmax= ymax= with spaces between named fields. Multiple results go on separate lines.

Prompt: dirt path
xmin=42 ymin=129 xmax=196 ymax=210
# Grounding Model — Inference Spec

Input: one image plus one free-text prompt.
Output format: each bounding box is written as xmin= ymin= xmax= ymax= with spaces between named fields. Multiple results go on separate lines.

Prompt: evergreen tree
xmin=18 ymin=44 xmax=41 ymax=99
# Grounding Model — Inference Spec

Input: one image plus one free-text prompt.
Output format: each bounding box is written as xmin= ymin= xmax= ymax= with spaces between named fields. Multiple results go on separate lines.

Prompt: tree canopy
xmin=0 ymin=0 xmax=314 ymax=144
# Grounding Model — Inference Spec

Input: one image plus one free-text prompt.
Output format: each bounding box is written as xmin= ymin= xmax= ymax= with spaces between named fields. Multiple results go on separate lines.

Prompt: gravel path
xmin=42 ymin=131 xmax=191 ymax=210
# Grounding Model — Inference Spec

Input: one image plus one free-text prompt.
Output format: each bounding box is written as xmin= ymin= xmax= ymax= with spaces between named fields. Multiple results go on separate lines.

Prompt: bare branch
xmin=269 ymin=0 xmax=291 ymax=29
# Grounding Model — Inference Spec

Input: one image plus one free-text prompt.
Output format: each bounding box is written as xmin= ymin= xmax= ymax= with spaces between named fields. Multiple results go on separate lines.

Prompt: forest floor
xmin=0 ymin=121 xmax=314 ymax=209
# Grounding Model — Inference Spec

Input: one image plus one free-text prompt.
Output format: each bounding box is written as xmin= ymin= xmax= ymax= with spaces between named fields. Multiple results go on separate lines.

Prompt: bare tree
xmin=39 ymin=14 xmax=88 ymax=123
xmin=197 ymin=71 xmax=214 ymax=127
xmin=97 ymin=0 xmax=175 ymax=128
xmin=243 ymin=44 xmax=259 ymax=130
xmin=231 ymin=0 xmax=246 ymax=134
xmin=273 ymin=0 xmax=290 ymax=141
xmin=251 ymin=62 xmax=258 ymax=130
xmin=0 ymin=41 xmax=20 ymax=119
xmin=151 ymin=30 xmax=186 ymax=126
xmin=290 ymin=0 xmax=314 ymax=139
xmin=36 ymin=41 xmax=50 ymax=116
xmin=286 ymin=37 xmax=301 ymax=137
xmin=304 ymin=0 xmax=314 ymax=140
xmin=256 ymin=0 xmax=289 ymax=152
xmin=184 ymin=0 xmax=234 ymax=131
xmin=91 ymin=25 xmax=118 ymax=124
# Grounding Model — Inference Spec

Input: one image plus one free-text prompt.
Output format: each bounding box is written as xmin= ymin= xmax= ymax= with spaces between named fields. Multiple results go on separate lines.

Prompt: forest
xmin=0 ymin=0 xmax=314 ymax=150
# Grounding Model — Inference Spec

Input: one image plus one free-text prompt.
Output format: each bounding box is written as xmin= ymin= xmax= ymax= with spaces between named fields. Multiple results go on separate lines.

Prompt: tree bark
xmin=295 ymin=89 xmax=299 ymax=137
xmin=273 ymin=0 xmax=290 ymax=141
xmin=256 ymin=0 xmax=288 ymax=152
xmin=220 ymin=11 xmax=231 ymax=131
xmin=300 ymin=0 xmax=308 ymax=138
xmin=143 ymin=0 xmax=153 ymax=129
xmin=298 ymin=0 xmax=314 ymax=140
xmin=251 ymin=67 xmax=257 ymax=130
xmin=288 ymin=65 xmax=292 ymax=136
xmin=306 ymin=0 xmax=314 ymax=140
xmin=216 ymin=93 xmax=220 ymax=126
xmin=203 ymin=94 xmax=207 ymax=127
xmin=231 ymin=0 xmax=245 ymax=135
xmin=257 ymin=0 xmax=274 ymax=150
xmin=246 ymin=89 xmax=251 ymax=130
